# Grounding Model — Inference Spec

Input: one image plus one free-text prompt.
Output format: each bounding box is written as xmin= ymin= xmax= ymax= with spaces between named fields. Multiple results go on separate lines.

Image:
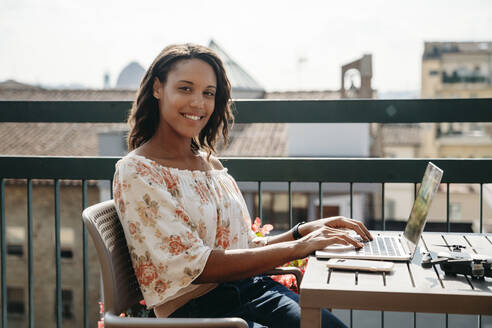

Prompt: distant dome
xmin=116 ymin=62 xmax=145 ymax=89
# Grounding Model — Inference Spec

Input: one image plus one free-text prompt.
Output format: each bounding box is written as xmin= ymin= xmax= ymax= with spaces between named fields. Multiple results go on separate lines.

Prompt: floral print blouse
xmin=113 ymin=152 xmax=266 ymax=315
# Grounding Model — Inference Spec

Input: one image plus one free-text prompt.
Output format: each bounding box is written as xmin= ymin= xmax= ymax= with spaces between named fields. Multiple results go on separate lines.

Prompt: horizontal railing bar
xmin=1 ymin=156 xmax=492 ymax=183
xmin=233 ymin=98 xmax=492 ymax=123
xmin=224 ymin=158 xmax=492 ymax=183
xmin=1 ymin=98 xmax=492 ymax=123
xmin=0 ymin=156 xmax=118 ymax=179
xmin=0 ymin=101 xmax=131 ymax=123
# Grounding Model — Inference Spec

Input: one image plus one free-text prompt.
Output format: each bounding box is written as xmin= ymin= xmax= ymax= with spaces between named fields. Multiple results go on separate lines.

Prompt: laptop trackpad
xmin=322 ymin=244 xmax=356 ymax=252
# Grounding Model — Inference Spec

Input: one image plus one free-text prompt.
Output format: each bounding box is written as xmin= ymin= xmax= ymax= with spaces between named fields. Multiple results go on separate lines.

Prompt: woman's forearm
xmin=194 ymin=225 xmax=364 ymax=284
xmin=194 ymin=240 xmax=302 ymax=283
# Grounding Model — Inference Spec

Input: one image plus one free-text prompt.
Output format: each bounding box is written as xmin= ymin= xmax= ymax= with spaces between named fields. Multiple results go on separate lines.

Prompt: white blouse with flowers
xmin=113 ymin=152 xmax=266 ymax=316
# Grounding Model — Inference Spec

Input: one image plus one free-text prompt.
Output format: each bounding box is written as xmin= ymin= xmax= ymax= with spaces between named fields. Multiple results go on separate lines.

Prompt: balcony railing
xmin=1 ymin=98 xmax=491 ymax=328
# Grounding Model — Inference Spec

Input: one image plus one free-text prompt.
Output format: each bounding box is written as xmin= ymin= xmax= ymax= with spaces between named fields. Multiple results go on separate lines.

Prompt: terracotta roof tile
xmin=265 ymin=90 xmax=341 ymax=99
xmin=0 ymin=123 xmax=126 ymax=156
xmin=0 ymin=88 xmax=136 ymax=101
xmin=219 ymin=123 xmax=287 ymax=157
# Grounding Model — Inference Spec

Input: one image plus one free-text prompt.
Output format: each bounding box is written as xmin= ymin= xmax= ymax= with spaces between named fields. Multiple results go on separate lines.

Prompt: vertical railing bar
xmin=318 ymin=182 xmax=323 ymax=220
xmin=288 ymin=182 xmax=293 ymax=229
xmin=381 ymin=183 xmax=385 ymax=326
xmin=1 ymin=178 xmax=6 ymax=328
xmin=480 ymin=183 xmax=483 ymax=233
xmin=82 ymin=180 xmax=89 ymax=328
xmin=55 ymin=179 xmax=62 ymax=328
xmin=414 ymin=178 xmax=419 ymax=328
xmin=446 ymin=183 xmax=450 ymax=233
xmin=413 ymin=177 xmax=417 ymax=328
xmin=258 ymin=181 xmax=262 ymax=220
xmin=382 ymin=183 xmax=385 ymax=231
xmin=349 ymin=182 xmax=353 ymax=328
xmin=110 ymin=179 xmax=114 ymax=199
xmin=445 ymin=182 xmax=450 ymax=328
xmin=27 ymin=179 xmax=34 ymax=328
xmin=414 ymin=183 xmax=418 ymax=327
xmin=350 ymin=183 xmax=353 ymax=218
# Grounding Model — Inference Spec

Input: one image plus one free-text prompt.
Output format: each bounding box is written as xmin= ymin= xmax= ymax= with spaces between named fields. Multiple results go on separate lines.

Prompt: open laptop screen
xmin=404 ymin=162 xmax=443 ymax=249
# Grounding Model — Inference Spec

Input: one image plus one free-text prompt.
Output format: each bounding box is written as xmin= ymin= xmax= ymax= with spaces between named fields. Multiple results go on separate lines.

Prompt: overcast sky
xmin=1 ymin=0 xmax=492 ymax=92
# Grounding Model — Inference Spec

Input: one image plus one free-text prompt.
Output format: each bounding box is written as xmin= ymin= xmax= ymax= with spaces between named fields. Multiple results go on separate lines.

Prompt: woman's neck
xmin=143 ymin=125 xmax=196 ymax=160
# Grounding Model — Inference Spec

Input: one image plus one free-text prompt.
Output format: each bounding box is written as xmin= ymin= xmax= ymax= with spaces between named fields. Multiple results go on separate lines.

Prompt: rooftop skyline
xmin=1 ymin=0 xmax=491 ymax=92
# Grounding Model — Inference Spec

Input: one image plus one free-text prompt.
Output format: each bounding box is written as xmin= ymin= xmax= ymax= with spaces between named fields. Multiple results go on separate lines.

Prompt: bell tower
xmin=340 ymin=54 xmax=373 ymax=98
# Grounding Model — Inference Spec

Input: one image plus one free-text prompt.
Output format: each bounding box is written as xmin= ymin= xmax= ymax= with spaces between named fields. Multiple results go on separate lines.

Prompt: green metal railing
xmin=1 ymin=98 xmax=491 ymax=328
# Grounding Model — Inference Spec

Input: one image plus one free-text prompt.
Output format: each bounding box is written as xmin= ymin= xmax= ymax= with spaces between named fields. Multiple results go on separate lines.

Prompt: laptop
xmin=315 ymin=162 xmax=443 ymax=261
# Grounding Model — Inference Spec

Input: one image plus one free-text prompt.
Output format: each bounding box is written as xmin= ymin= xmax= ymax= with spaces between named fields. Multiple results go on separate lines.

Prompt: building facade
xmin=421 ymin=41 xmax=492 ymax=99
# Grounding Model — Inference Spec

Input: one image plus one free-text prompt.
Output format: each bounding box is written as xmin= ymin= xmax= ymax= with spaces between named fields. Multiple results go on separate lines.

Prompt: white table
xmin=299 ymin=232 xmax=492 ymax=328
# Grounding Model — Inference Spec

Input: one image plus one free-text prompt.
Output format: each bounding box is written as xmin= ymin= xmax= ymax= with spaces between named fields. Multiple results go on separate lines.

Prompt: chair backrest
xmin=82 ymin=199 xmax=143 ymax=315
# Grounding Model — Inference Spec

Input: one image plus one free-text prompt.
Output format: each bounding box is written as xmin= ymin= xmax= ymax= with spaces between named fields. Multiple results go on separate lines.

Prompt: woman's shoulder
xmin=115 ymin=151 xmax=157 ymax=174
xmin=203 ymin=153 xmax=224 ymax=171
xmin=117 ymin=151 xmax=142 ymax=166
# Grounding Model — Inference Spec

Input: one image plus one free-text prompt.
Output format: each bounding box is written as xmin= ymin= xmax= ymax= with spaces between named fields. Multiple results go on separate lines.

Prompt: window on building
xmin=7 ymin=287 xmax=24 ymax=315
xmin=62 ymin=290 xmax=74 ymax=319
xmin=60 ymin=228 xmax=74 ymax=259
xmin=429 ymin=70 xmax=439 ymax=76
xmin=54 ymin=289 xmax=74 ymax=319
xmin=6 ymin=227 xmax=24 ymax=257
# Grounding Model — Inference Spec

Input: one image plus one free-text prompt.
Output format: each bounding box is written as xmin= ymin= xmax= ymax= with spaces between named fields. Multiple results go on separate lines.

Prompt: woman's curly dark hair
xmin=127 ymin=43 xmax=233 ymax=156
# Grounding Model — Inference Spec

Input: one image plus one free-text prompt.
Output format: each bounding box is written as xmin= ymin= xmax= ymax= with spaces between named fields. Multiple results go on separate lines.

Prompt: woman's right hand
xmin=296 ymin=226 xmax=364 ymax=258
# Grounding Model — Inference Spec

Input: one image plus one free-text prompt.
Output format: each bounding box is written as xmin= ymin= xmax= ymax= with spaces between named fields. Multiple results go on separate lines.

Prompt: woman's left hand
xmin=300 ymin=216 xmax=373 ymax=242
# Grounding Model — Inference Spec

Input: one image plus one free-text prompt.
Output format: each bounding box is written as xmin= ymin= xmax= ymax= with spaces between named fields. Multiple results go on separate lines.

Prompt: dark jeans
xmin=170 ymin=276 xmax=347 ymax=328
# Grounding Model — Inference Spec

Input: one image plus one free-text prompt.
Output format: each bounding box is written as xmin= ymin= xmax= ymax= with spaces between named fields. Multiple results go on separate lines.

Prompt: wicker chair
xmin=82 ymin=200 xmax=302 ymax=328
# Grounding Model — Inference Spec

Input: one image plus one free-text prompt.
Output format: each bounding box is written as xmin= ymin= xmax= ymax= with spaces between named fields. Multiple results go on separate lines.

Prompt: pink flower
xmin=251 ymin=217 xmax=274 ymax=237
xmin=251 ymin=217 xmax=261 ymax=233
xmin=261 ymin=224 xmax=273 ymax=236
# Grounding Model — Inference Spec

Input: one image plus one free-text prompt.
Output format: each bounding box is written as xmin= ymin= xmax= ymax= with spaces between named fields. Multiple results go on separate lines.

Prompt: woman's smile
xmin=181 ymin=113 xmax=205 ymax=121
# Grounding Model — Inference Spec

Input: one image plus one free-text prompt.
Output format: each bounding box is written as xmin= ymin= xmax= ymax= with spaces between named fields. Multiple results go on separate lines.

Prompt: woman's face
xmin=153 ymin=58 xmax=217 ymax=140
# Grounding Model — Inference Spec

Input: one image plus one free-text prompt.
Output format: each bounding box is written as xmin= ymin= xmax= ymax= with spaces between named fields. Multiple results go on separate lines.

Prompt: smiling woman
xmin=127 ymin=43 xmax=233 ymax=159
xmin=114 ymin=43 xmax=368 ymax=327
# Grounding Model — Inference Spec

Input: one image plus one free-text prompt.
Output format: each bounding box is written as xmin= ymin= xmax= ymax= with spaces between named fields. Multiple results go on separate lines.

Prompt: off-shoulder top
xmin=112 ymin=152 xmax=266 ymax=316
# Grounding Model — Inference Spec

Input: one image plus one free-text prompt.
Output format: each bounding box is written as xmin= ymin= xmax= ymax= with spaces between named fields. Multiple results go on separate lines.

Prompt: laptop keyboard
xmin=357 ymin=236 xmax=401 ymax=257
